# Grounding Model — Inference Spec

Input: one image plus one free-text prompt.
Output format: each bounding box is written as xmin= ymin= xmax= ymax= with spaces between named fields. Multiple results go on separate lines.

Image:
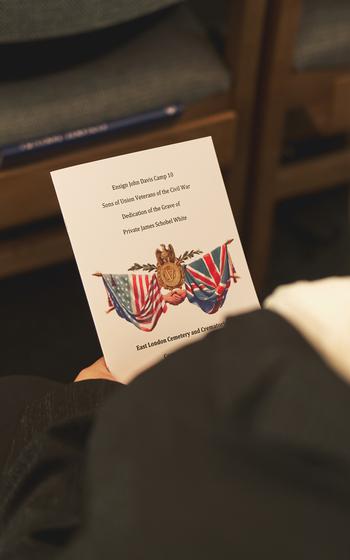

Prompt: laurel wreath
xmin=128 ymin=262 xmax=157 ymax=272
xmin=177 ymin=249 xmax=203 ymax=263
xmin=128 ymin=248 xmax=203 ymax=272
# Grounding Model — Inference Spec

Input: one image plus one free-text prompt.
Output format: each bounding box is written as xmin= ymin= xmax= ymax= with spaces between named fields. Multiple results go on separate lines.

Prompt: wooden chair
xmin=246 ymin=0 xmax=350 ymax=292
xmin=0 ymin=0 xmax=267 ymax=279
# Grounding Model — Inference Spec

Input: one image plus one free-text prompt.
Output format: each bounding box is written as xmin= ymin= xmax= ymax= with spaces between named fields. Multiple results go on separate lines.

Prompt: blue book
xmin=1 ymin=103 xmax=184 ymax=167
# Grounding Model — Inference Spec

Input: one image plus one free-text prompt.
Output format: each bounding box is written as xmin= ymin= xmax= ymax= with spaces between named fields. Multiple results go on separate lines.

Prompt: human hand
xmin=74 ymin=357 xmax=121 ymax=383
xmin=163 ymin=288 xmax=186 ymax=306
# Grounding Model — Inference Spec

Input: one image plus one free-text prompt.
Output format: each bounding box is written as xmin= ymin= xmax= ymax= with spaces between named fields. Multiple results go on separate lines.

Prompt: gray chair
xmin=0 ymin=0 xmax=266 ymax=278
xmin=246 ymin=0 xmax=350 ymax=292
xmin=1 ymin=3 xmax=230 ymax=146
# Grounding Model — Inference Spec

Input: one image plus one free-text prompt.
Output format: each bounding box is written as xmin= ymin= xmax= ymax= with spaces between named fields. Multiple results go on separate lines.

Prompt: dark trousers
xmin=1 ymin=311 xmax=350 ymax=560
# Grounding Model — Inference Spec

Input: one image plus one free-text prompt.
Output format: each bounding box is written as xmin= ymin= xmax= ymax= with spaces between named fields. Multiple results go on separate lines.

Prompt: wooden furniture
xmin=246 ymin=0 xmax=350 ymax=292
xmin=0 ymin=0 xmax=267 ymax=279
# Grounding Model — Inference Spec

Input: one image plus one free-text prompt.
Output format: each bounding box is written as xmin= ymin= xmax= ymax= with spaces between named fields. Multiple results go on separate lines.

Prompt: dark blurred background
xmin=1 ymin=0 xmax=350 ymax=381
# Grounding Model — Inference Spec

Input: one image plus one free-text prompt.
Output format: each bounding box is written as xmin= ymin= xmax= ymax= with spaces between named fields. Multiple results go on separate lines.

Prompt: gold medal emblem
xmin=157 ymin=262 xmax=184 ymax=289
xmin=155 ymin=243 xmax=184 ymax=290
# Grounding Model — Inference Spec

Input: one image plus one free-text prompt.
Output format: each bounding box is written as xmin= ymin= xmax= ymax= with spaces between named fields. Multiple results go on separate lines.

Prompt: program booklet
xmin=51 ymin=137 xmax=259 ymax=382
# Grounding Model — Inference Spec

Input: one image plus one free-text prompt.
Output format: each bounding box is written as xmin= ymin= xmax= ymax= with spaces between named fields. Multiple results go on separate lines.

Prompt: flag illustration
xmin=102 ymin=273 xmax=167 ymax=331
xmin=184 ymin=243 xmax=236 ymax=314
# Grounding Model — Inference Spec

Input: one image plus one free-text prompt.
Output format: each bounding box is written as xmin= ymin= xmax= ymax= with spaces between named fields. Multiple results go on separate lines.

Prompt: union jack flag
xmin=184 ymin=243 xmax=237 ymax=314
xmin=102 ymin=273 xmax=167 ymax=331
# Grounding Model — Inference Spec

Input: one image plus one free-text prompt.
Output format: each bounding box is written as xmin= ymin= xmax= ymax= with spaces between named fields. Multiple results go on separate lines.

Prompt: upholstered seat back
xmin=0 ymin=5 xmax=230 ymax=146
xmin=295 ymin=0 xmax=350 ymax=69
xmin=0 ymin=0 xmax=183 ymax=43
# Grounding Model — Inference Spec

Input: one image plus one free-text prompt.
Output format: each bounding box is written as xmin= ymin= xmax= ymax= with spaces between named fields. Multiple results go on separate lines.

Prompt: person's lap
xmin=0 ymin=375 xmax=63 ymax=473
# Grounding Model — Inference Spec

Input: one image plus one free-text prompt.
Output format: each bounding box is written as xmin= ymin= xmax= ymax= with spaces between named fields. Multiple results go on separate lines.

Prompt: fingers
xmin=74 ymin=357 xmax=120 ymax=383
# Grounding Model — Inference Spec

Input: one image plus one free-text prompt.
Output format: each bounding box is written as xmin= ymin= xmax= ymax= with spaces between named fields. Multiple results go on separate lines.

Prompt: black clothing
xmin=1 ymin=310 xmax=350 ymax=559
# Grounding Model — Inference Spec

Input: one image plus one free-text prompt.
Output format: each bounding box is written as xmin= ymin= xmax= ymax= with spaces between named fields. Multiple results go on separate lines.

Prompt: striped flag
xmin=102 ymin=273 xmax=167 ymax=331
xmin=184 ymin=243 xmax=237 ymax=314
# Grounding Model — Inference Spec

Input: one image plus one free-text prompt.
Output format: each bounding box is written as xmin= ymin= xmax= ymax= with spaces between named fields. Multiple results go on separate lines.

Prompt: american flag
xmin=102 ymin=273 xmax=167 ymax=331
xmin=184 ymin=243 xmax=237 ymax=314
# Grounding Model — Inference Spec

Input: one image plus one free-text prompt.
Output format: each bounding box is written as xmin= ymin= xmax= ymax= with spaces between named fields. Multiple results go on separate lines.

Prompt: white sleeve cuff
xmin=264 ymin=277 xmax=350 ymax=385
